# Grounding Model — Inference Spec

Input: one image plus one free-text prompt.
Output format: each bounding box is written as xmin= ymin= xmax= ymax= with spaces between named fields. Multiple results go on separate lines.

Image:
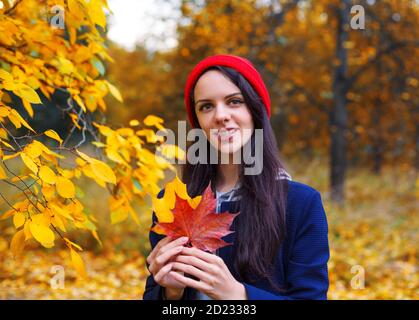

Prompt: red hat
xmin=184 ymin=54 xmax=271 ymax=127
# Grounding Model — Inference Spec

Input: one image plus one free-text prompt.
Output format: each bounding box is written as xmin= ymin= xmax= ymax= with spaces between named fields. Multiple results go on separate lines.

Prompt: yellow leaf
xmin=81 ymin=164 xmax=95 ymax=179
xmin=93 ymin=122 xmax=114 ymax=137
xmin=23 ymin=221 xmax=32 ymax=240
xmin=20 ymin=152 xmax=38 ymax=174
xmin=64 ymin=237 xmax=83 ymax=251
xmin=152 ymin=176 xmax=192 ymax=222
xmin=160 ymin=144 xmax=186 ymax=160
xmin=88 ymin=0 xmax=107 ymax=28
xmin=129 ymin=119 xmax=140 ymax=126
xmin=1 ymin=209 xmax=14 ymax=220
xmin=152 ymin=197 xmax=173 ymax=223
xmin=16 ymin=84 xmax=41 ymax=104
xmin=25 ymin=141 xmax=43 ymax=158
xmin=13 ymin=212 xmax=25 ymax=228
xmin=0 ymin=165 xmax=7 ymax=179
xmin=110 ymin=207 xmax=128 ymax=224
xmin=22 ymin=98 xmax=34 ymax=118
xmin=44 ymin=130 xmax=63 ymax=145
xmin=10 ymin=230 xmax=26 ymax=258
xmin=143 ymin=115 xmax=164 ymax=127
xmin=56 ymin=176 xmax=75 ymax=198
xmin=164 ymin=175 xmax=190 ymax=207
xmin=0 ymin=106 xmax=10 ymax=117
xmin=92 ymin=141 xmax=106 ymax=148
xmin=90 ymin=159 xmax=116 ymax=184
xmin=151 ymin=224 xmax=166 ymax=235
xmin=68 ymin=0 xmax=85 ymax=17
xmin=76 ymin=149 xmax=93 ymax=163
xmin=0 ymin=138 xmax=14 ymax=150
xmin=57 ymin=57 xmax=74 ymax=75
xmin=105 ymin=81 xmax=123 ymax=102
xmin=8 ymin=111 xmax=21 ymax=129
xmin=0 ymin=69 xmax=13 ymax=81
xmin=69 ymin=26 xmax=77 ymax=45
xmin=188 ymin=195 xmax=202 ymax=209
xmin=10 ymin=110 xmax=35 ymax=132
xmin=69 ymin=113 xmax=81 ymax=129
xmin=73 ymin=94 xmax=87 ymax=113
xmin=42 ymin=184 xmax=55 ymax=200
xmin=29 ymin=222 xmax=55 ymax=248
xmin=32 ymin=213 xmax=50 ymax=226
xmin=52 ymin=215 xmax=66 ymax=233
xmin=39 ymin=166 xmax=57 ymax=185
xmin=70 ymin=248 xmax=86 ymax=278
xmin=91 ymin=230 xmax=102 ymax=246
xmin=105 ymin=148 xmax=127 ymax=165
xmin=3 ymin=153 xmax=20 ymax=161
xmin=116 ymin=128 xmax=134 ymax=137
xmin=49 ymin=203 xmax=74 ymax=221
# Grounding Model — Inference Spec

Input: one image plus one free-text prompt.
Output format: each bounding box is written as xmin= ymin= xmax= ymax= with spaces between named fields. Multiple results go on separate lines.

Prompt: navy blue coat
xmin=143 ymin=180 xmax=330 ymax=300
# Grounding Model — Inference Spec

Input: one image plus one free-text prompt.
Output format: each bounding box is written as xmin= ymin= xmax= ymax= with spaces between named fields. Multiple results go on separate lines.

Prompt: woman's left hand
xmin=169 ymin=246 xmax=247 ymax=300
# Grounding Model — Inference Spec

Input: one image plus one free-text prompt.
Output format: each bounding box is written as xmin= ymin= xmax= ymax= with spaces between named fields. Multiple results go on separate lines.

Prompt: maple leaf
xmin=151 ymin=182 xmax=240 ymax=253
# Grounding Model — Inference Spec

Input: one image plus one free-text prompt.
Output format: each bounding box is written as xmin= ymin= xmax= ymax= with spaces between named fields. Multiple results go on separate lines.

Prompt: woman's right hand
xmin=146 ymin=236 xmax=189 ymax=294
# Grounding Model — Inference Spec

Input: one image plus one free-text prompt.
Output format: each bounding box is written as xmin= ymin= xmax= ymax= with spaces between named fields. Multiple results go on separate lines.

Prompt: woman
xmin=143 ymin=54 xmax=330 ymax=300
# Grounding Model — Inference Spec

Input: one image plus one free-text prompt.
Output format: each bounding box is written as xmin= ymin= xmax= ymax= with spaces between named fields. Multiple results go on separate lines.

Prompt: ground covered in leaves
xmin=0 ymin=162 xmax=417 ymax=299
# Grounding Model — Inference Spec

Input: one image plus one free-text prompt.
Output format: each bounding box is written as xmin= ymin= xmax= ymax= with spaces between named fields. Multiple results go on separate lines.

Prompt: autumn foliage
xmin=152 ymin=178 xmax=239 ymax=253
xmin=0 ymin=0 xmax=417 ymax=300
xmin=0 ymin=0 xmax=182 ymax=278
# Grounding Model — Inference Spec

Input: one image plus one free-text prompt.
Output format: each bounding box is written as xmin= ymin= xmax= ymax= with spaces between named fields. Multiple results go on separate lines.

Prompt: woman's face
xmin=194 ymin=70 xmax=254 ymax=156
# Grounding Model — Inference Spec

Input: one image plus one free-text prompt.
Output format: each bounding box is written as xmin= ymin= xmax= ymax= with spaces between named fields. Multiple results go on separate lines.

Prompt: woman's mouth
xmin=215 ymin=128 xmax=239 ymax=142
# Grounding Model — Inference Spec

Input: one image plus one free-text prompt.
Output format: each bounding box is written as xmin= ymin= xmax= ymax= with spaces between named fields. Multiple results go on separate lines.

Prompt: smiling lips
xmin=214 ymin=128 xmax=239 ymax=142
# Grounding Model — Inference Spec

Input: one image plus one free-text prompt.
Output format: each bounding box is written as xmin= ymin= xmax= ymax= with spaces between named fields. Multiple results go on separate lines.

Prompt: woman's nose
xmin=214 ymin=104 xmax=231 ymax=123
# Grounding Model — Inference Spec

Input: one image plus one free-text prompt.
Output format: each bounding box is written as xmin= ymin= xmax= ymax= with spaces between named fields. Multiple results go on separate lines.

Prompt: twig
xmin=0 ymin=122 xmax=22 ymax=151
xmin=0 ymin=191 xmax=18 ymax=212
xmin=4 ymin=0 xmax=23 ymax=15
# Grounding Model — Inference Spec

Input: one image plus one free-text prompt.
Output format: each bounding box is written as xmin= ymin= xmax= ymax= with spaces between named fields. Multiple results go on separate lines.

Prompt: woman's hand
xmin=146 ymin=236 xmax=190 ymax=296
xmin=169 ymin=246 xmax=247 ymax=300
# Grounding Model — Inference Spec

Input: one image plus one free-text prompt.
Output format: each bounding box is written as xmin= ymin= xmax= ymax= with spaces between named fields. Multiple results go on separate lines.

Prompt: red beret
xmin=184 ymin=54 xmax=271 ymax=127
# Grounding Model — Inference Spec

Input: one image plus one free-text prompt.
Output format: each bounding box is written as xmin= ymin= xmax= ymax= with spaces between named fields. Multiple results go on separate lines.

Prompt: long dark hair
xmin=181 ymin=66 xmax=289 ymax=293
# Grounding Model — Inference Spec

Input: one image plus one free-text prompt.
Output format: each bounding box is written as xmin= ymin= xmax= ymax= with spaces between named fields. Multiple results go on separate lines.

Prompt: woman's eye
xmin=230 ymin=99 xmax=243 ymax=105
xmin=200 ymin=104 xmax=212 ymax=111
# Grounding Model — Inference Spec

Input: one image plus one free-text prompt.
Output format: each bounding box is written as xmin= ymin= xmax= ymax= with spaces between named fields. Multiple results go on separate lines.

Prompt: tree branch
xmin=347 ymin=40 xmax=419 ymax=90
xmin=4 ymin=0 xmax=23 ymax=15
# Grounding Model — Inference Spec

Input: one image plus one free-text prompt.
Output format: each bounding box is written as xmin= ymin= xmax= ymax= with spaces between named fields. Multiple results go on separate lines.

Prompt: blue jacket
xmin=143 ymin=180 xmax=330 ymax=300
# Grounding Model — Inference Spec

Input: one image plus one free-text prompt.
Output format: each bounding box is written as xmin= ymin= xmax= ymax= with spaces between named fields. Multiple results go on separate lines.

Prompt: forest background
xmin=0 ymin=0 xmax=417 ymax=299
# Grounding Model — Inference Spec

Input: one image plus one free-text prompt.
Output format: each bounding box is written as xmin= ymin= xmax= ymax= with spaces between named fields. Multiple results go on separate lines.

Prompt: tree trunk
xmin=415 ymin=123 xmax=419 ymax=172
xmin=330 ymin=0 xmax=350 ymax=205
xmin=372 ymin=91 xmax=383 ymax=175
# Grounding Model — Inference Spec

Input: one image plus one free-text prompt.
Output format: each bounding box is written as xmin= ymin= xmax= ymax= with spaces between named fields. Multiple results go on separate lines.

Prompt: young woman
xmin=143 ymin=55 xmax=330 ymax=300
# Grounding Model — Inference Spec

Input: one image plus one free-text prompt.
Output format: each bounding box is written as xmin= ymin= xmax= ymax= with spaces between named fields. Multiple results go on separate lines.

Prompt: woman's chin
xmin=217 ymin=144 xmax=243 ymax=160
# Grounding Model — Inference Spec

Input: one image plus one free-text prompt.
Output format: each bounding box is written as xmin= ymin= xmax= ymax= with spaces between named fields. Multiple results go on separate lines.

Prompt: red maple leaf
xmin=152 ymin=182 xmax=240 ymax=253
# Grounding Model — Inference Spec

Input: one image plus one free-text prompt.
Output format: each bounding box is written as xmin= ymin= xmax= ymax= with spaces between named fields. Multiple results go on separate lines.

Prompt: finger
xmin=180 ymin=246 xmax=221 ymax=264
xmin=170 ymin=271 xmax=212 ymax=293
xmin=154 ymin=261 xmax=174 ymax=283
xmin=153 ymin=245 xmax=184 ymax=270
xmin=171 ymin=261 xmax=215 ymax=284
xmin=161 ymin=236 xmax=189 ymax=253
xmin=147 ymin=236 xmax=172 ymax=264
xmin=174 ymin=254 xmax=219 ymax=275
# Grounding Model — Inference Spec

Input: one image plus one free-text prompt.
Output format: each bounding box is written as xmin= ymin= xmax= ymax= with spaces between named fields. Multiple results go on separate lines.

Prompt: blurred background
xmin=0 ymin=0 xmax=417 ymax=299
